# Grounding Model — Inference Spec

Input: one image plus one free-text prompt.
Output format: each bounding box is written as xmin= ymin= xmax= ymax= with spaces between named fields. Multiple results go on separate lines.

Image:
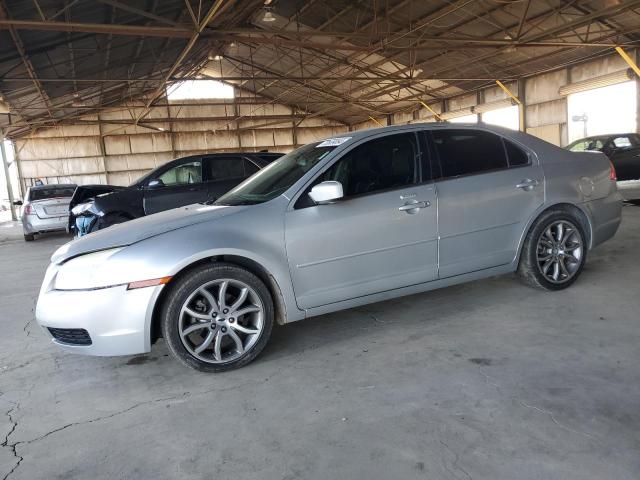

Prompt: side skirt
xmin=301 ymin=262 xmax=516 ymax=320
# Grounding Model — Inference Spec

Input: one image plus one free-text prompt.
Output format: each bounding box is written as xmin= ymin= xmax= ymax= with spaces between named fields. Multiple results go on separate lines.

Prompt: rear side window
xmin=432 ymin=130 xmax=507 ymax=178
xmin=504 ymin=140 xmax=529 ymax=167
xmin=29 ymin=187 xmax=75 ymax=201
xmin=206 ymin=157 xmax=244 ymax=180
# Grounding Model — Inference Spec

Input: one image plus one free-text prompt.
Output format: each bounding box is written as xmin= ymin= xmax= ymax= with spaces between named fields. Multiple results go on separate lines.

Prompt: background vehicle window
xmin=29 ymin=187 xmax=75 ymax=201
xmin=504 ymin=140 xmax=529 ymax=167
xmin=569 ymin=140 xmax=587 ymax=152
xmin=432 ymin=130 xmax=507 ymax=178
xmin=158 ymin=161 xmax=202 ymax=186
xmin=319 ymin=133 xmax=418 ymax=197
xmin=243 ymin=159 xmax=260 ymax=176
xmin=612 ymin=136 xmax=632 ymax=148
xmin=207 ymin=157 xmax=244 ymax=180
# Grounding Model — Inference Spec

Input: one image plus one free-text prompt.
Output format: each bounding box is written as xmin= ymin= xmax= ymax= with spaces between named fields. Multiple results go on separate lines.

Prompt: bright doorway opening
xmin=567 ymin=80 xmax=637 ymax=144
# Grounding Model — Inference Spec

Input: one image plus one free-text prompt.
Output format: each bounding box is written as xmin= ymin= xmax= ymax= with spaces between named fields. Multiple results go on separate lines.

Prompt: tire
xmin=23 ymin=234 xmax=35 ymax=242
xmin=161 ymin=263 xmax=274 ymax=372
xmin=93 ymin=212 xmax=131 ymax=232
xmin=517 ymin=208 xmax=587 ymax=291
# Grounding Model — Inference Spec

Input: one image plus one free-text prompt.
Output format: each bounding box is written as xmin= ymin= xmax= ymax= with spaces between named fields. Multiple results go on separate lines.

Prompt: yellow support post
xmin=419 ymin=101 xmax=443 ymax=121
xmin=368 ymin=115 xmax=384 ymax=127
xmin=615 ymin=46 xmax=640 ymax=78
xmin=495 ymin=80 xmax=522 ymax=105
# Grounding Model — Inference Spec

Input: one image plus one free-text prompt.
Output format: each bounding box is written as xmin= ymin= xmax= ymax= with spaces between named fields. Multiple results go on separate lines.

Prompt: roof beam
xmin=96 ymin=0 xmax=179 ymax=26
xmin=0 ymin=18 xmax=194 ymax=37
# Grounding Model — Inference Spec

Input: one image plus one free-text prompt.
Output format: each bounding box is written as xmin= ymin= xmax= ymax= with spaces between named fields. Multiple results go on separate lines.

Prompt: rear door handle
xmin=399 ymin=200 xmax=430 ymax=213
xmin=516 ymin=179 xmax=539 ymax=190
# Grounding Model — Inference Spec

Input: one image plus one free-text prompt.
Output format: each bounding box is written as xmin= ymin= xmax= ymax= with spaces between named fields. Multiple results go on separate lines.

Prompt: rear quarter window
xmin=504 ymin=140 xmax=529 ymax=167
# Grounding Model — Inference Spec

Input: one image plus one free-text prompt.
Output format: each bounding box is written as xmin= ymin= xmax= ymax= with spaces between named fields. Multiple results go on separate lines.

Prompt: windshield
xmin=29 ymin=186 xmax=75 ymax=201
xmin=214 ymin=142 xmax=339 ymax=206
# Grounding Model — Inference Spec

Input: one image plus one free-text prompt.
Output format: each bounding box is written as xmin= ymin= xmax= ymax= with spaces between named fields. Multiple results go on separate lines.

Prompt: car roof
xmin=29 ymin=183 xmax=77 ymax=189
xmin=573 ymin=133 xmax=638 ymax=142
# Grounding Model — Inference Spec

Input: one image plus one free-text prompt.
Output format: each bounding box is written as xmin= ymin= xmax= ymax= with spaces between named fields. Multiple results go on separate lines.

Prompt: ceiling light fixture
xmin=262 ymin=7 xmax=276 ymax=22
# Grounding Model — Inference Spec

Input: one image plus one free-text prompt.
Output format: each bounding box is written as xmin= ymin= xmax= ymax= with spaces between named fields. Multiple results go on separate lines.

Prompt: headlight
xmin=54 ymin=248 xmax=123 ymax=290
xmin=71 ymin=202 xmax=94 ymax=216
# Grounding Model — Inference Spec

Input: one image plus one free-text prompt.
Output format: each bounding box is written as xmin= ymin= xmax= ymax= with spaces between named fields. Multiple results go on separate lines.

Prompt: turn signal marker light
xmin=127 ymin=276 xmax=172 ymax=290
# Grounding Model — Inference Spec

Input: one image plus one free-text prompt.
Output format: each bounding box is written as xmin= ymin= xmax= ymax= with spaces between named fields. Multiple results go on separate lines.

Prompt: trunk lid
xmin=32 ymin=198 xmax=71 ymax=219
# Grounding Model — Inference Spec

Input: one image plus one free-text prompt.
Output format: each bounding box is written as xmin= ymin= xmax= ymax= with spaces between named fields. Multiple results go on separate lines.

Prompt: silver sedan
xmin=18 ymin=184 xmax=76 ymax=241
xmin=35 ymin=125 xmax=622 ymax=372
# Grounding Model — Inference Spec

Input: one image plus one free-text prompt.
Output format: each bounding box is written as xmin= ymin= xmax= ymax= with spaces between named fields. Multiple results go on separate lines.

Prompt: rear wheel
xmin=161 ymin=263 xmax=274 ymax=372
xmin=518 ymin=209 xmax=587 ymax=290
xmin=23 ymin=234 xmax=35 ymax=242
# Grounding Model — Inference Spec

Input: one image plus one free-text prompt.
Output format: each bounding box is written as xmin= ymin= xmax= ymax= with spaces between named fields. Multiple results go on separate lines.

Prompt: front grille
xmin=48 ymin=328 xmax=92 ymax=346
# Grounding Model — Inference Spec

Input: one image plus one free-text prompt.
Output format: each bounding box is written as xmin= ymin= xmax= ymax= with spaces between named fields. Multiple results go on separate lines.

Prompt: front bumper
xmin=35 ymin=264 xmax=164 ymax=356
xmin=23 ymin=215 xmax=68 ymax=235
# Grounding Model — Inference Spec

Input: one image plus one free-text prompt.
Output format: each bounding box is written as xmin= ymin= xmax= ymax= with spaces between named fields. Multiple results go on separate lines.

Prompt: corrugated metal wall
xmin=14 ymin=91 xmax=348 ymax=188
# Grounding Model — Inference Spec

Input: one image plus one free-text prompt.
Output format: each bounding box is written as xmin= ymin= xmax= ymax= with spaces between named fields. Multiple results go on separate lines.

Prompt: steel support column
xmin=0 ymin=128 xmax=17 ymax=221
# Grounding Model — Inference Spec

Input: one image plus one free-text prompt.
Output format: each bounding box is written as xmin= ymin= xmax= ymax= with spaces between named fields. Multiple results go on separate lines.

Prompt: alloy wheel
xmin=536 ymin=220 xmax=584 ymax=284
xmin=178 ymin=279 xmax=264 ymax=363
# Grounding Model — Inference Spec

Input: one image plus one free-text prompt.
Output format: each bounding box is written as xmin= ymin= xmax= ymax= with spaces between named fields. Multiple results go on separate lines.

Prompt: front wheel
xmin=161 ymin=263 xmax=274 ymax=372
xmin=518 ymin=209 xmax=587 ymax=291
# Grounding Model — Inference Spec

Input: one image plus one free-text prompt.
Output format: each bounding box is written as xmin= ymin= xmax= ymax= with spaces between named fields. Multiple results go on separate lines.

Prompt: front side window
xmin=568 ymin=140 xmax=588 ymax=152
xmin=158 ymin=161 xmax=202 ymax=186
xmin=215 ymin=142 xmax=339 ymax=206
xmin=317 ymin=133 xmax=419 ymax=197
xmin=433 ymin=130 xmax=507 ymax=178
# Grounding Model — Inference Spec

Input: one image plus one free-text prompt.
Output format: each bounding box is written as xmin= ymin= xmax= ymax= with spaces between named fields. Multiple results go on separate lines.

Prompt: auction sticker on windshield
xmin=316 ymin=137 xmax=351 ymax=148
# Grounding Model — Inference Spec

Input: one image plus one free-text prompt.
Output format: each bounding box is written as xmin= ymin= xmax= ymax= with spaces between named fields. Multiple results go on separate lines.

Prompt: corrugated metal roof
xmin=1 ymin=0 xmax=639 ymax=137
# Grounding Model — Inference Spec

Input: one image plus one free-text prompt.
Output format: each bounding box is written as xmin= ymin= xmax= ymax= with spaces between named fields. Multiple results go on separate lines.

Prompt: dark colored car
xmin=69 ymin=152 xmax=283 ymax=235
xmin=566 ymin=133 xmax=640 ymax=181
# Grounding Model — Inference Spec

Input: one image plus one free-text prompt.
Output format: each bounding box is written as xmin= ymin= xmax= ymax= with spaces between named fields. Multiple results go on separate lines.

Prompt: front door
xmin=285 ymin=132 xmax=439 ymax=309
xmin=431 ymin=129 xmax=544 ymax=278
xmin=143 ymin=159 xmax=207 ymax=214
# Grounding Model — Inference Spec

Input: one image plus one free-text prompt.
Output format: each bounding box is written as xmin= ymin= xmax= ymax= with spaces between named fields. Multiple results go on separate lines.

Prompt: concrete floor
xmin=1 ymin=207 xmax=639 ymax=480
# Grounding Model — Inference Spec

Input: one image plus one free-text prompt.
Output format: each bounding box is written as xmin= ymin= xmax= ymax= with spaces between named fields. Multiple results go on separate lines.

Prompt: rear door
xmin=430 ymin=129 xmax=544 ymax=278
xmin=143 ymin=159 xmax=207 ymax=214
xmin=203 ymin=156 xmax=260 ymax=202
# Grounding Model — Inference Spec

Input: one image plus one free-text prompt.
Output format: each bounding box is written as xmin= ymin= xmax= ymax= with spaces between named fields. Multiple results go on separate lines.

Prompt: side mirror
xmin=309 ymin=181 xmax=344 ymax=204
xmin=147 ymin=179 xmax=165 ymax=189
xmin=13 ymin=200 xmax=23 ymax=206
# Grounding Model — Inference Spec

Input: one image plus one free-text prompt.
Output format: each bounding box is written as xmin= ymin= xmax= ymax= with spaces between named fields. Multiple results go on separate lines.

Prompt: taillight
xmin=609 ymin=161 xmax=617 ymax=181
xmin=24 ymin=204 xmax=34 ymax=215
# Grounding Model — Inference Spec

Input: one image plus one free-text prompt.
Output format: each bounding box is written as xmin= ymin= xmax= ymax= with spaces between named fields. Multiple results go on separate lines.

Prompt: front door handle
xmin=399 ymin=200 xmax=430 ymax=213
xmin=516 ymin=179 xmax=539 ymax=191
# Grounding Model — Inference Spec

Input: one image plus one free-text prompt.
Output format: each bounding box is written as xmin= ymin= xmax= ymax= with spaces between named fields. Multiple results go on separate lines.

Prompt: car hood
xmin=51 ymin=203 xmax=242 ymax=264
